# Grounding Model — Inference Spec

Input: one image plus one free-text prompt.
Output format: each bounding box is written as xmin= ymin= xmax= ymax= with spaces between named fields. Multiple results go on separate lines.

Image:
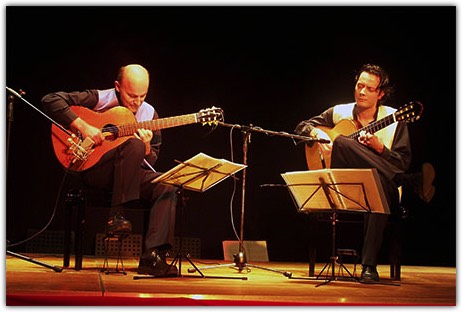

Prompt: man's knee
xmin=154 ymin=183 xmax=178 ymax=200
xmin=331 ymin=135 xmax=356 ymax=167
xmin=332 ymin=135 xmax=352 ymax=150
xmin=123 ymin=138 xmax=147 ymax=155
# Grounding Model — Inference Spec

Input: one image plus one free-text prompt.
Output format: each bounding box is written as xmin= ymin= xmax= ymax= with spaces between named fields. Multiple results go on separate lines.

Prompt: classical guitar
xmin=305 ymin=101 xmax=423 ymax=170
xmin=51 ymin=105 xmax=224 ymax=172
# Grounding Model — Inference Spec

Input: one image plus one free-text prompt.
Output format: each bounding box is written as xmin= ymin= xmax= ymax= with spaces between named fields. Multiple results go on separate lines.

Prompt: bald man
xmin=42 ymin=64 xmax=178 ymax=276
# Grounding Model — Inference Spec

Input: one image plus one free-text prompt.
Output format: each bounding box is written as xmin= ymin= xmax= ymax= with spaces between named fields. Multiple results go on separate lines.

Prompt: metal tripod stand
xmin=314 ymin=210 xmax=357 ymax=286
xmin=6 ymin=87 xmax=63 ymax=273
xmin=188 ymin=123 xmax=310 ymax=278
xmin=134 ymin=187 xmax=247 ymax=280
xmin=134 ymin=153 xmax=248 ymax=280
xmin=281 ymin=169 xmax=392 ymax=285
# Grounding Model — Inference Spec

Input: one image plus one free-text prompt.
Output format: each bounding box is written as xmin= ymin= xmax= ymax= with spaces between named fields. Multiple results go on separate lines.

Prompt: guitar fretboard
xmin=348 ymin=113 xmax=396 ymax=140
xmin=115 ymin=113 xmax=197 ymax=137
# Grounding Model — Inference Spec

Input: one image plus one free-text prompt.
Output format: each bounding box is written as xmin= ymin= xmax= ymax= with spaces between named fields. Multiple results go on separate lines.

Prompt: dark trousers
xmin=81 ymin=138 xmax=177 ymax=251
xmin=331 ymin=135 xmax=402 ymax=266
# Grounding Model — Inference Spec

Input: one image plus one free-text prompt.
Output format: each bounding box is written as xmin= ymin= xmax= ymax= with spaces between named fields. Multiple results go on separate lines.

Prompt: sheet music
xmin=281 ymin=168 xmax=389 ymax=214
xmin=152 ymin=153 xmax=246 ymax=192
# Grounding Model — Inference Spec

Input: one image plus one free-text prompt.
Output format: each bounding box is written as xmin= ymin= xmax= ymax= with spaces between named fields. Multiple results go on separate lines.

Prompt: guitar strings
xmin=348 ymin=114 xmax=394 ymax=140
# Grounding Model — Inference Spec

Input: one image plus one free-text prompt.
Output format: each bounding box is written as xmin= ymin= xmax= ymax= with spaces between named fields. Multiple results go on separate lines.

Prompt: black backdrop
xmin=6 ymin=6 xmax=456 ymax=266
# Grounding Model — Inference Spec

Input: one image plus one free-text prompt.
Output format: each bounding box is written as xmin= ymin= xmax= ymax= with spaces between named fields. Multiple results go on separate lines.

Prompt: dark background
xmin=6 ymin=6 xmax=456 ymax=266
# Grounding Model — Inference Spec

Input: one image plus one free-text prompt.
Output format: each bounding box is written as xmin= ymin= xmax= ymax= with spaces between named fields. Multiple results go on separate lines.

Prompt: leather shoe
xmin=137 ymin=248 xmax=178 ymax=277
xmin=106 ymin=213 xmax=132 ymax=234
xmin=360 ymin=265 xmax=380 ymax=283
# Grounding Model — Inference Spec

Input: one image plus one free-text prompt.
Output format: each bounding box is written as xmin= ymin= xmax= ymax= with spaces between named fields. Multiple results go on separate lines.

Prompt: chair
xmin=63 ymin=183 xmax=150 ymax=271
xmin=63 ymin=188 xmax=86 ymax=270
xmin=63 ymin=187 xmax=112 ymax=270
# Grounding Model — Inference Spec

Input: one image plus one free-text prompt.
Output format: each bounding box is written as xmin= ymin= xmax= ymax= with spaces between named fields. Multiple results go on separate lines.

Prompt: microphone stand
xmin=5 ymin=86 xmax=63 ymax=272
xmin=189 ymin=121 xmax=327 ymax=277
xmin=6 ymin=93 xmax=15 ymax=171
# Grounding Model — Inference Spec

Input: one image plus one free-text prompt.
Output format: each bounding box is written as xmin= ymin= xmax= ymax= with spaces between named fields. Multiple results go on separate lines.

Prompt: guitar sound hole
xmin=102 ymin=124 xmax=118 ymax=141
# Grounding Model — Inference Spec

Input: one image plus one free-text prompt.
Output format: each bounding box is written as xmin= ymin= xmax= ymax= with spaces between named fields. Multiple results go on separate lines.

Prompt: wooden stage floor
xmin=5 ymin=253 xmax=456 ymax=306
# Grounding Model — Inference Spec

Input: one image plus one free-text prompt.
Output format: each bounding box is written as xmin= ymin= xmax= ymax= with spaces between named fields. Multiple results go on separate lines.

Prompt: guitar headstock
xmin=197 ymin=106 xmax=224 ymax=125
xmin=395 ymin=101 xmax=424 ymax=123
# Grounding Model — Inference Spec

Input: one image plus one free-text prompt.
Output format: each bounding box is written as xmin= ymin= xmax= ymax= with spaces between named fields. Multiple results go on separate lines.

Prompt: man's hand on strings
xmin=70 ymin=117 xmax=104 ymax=145
xmin=134 ymin=128 xmax=153 ymax=155
xmin=358 ymin=130 xmax=384 ymax=154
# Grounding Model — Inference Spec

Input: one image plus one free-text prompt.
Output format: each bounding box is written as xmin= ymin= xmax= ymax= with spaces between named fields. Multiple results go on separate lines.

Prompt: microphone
xmin=6 ymin=88 xmax=27 ymax=122
xmin=6 ymin=89 xmax=17 ymax=122
xmin=6 ymin=86 xmax=25 ymax=98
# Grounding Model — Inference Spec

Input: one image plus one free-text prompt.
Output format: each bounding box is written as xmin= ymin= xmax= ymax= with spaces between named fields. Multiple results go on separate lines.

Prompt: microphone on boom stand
xmin=6 ymin=86 xmax=63 ymax=273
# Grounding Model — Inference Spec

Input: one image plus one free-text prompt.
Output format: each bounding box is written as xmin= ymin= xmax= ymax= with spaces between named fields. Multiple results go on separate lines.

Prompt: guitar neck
xmin=348 ymin=113 xmax=396 ymax=139
xmin=116 ymin=113 xmax=198 ymax=137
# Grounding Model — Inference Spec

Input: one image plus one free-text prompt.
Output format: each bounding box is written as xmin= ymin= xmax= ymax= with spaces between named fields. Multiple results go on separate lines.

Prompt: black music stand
xmin=134 ymin=153 xmax=248 ymax=280
xmin=281 ymin=168 xmax=389 ymax=286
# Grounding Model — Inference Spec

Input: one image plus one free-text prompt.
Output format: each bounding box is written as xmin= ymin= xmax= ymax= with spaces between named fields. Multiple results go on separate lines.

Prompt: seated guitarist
xmin=42 ymin=64 xmax=178 ymax=277
xmin=294 ymin=64 xmax=435 ymax=283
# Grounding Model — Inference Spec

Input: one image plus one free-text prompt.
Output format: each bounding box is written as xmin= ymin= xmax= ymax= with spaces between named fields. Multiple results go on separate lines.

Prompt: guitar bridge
xmin=67 ymin=135 xmax=95 ymax=163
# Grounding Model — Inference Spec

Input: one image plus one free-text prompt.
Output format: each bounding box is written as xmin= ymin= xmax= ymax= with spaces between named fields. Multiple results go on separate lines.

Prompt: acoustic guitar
xmin=305 ymin=101 xmax=423 ymax=170
xmin=51 ymin=105 xmax=224 ymax=172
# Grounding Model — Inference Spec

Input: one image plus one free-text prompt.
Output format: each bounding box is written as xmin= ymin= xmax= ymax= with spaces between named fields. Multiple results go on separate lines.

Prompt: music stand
xmin=281 ymin=168 xmax=389 ymax=286
xmin=134 ymin=153 xmax=248 ymax=280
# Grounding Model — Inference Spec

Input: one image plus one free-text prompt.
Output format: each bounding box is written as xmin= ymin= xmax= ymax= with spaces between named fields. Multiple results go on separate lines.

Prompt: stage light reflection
xmin=190 ymin=294 xmax=205 ymax=300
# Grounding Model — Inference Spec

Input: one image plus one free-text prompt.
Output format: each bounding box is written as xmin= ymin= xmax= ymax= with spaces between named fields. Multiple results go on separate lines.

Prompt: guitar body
xmin=304 ymin=119 xmax=358 ymax=170
xmin=304 ymin=101 xmax=424 ymax=170
xmin=51 ymin=105 xmax=224 ymax=172
xmin=51 ymin=106 xmax=137 ymax=171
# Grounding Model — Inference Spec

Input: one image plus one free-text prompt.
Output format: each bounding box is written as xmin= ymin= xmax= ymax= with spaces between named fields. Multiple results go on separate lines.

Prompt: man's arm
xmin=381 ymin=122 xmax=412 ymax=172
xmin=143 ymin=110 xmax=161 ymax=166
xmin=294 ymin=107 xmax=335 ymax=137
xmin=41 ymin=90 xmax=99 ymax=127
xmin=42 ymin=90 xmax=105 ymax=144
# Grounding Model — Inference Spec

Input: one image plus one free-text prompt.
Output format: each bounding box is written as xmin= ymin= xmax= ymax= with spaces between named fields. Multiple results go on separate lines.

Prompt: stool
xmin=389 ymin=218 xmax=403 ymax=280
xmin=63 ymin=187 xmax=148 ymax=271
xmin=63 ymin=188 xmax=87 ymax=270
xmin=101 ymin=233 xmax=129 ymax=275
xmin=63 ymin=187 xmax=112 ymax=270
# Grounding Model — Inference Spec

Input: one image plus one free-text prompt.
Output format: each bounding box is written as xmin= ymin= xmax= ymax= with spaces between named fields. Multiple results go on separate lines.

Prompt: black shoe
xmin=106 ymin=214 xmax=132 ymax=234
xmin=137 ymin=249 xmax=178 ymax=277
xmin=360 ymin=265 xmax=380 ymax=283
xmin=420 ymin=163 xmax=435 ymax=203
